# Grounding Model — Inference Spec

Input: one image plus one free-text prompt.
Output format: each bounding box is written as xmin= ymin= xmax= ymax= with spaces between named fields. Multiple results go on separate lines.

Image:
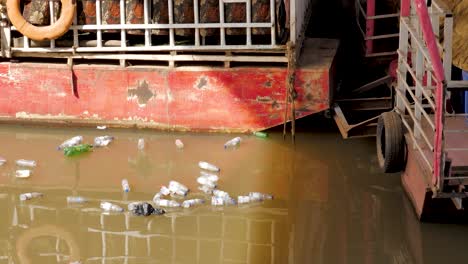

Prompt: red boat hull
xmin=0 ymin=39 xmax=337 ymax=132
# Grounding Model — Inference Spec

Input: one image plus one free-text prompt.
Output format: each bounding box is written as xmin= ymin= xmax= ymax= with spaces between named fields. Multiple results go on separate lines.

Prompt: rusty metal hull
xmin=0 ymin=39 xmax=337 ymax=132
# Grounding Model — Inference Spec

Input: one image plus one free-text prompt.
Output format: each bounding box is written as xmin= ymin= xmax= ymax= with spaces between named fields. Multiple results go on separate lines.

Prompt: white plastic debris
xmin=182 ymin=199 xmax=205 ymax=208
xmin=249 ymin=192 xmax=274 ymax=201
xmin=199 ymin=171 xmax=219 ymax=182
xmin=197 ymin=176 xmax=217 ymax=189
xmin=238 ymin=196 xmax=252 ymax=204
xmin=58 ymin=136 xmax=83 ymax=150
xmin=224 ymin=137 xmax=241 ymax=149
xmin=94 ymin=135 xmax=114 ymax=147
xmin=137 ymin=138 xmax=145 ymax=150
xmin=160 ymin=186 xmax=171 ymax=196
xmin=67 ymin=196 xmax=88 ymax=203
xmin=154 ymin=199 xmax=181 ymax=208
xmin=211 ymin=196 xmax=236 ymax=206
xmin=175 ymin=139 xmax=184 ymax=149
xmin=97 ymin=125 xmax=107 ymax=130
xmin=15 ymin=169 xmax=31 ymax=178
xmin=0 ymin=157 xmax=6 ymax=166
xmin=16 ymin=159 xmax=36 ymax=167
xmin=121 ymin=179 xmax=130 ymax=192
xmin=100 ymin=202 xmax=124 ymax=212
xmin=168 ymin=181 xmax=189 ymax=196
xmin=198 ymin=161 xmax=220 ymax=172
xmin=198 ymin=185 xmax=214 ymax=195
xmin=212 ymin=189 xmax=230 ymax=199
xmin=19 ymin=192 xmax=43 ymax=201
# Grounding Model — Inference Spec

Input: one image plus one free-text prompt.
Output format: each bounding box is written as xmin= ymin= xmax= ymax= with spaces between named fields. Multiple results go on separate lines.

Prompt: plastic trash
xmin=198 ymin=185 xmax=214 ymax=195
xmin=182 ymin=199 xmax=205 ymax=208
xmin=153 ymin=199 xmax=181 ymax=208
xmin=160 ymin=186 xmax=171 ymax=196
xmin=211 ymin=196 xmax=236 ymax=206
xmin=253 ymin=131 xmax=268 ymax=138
xmin=67 ymin=196 xmax=88 ymax=203
xmin=168 ymin=181 xmax=189 ymax=196
xmin=100 ymin=202 xmax=124 ymax=212
xmin=212 ymin=189 xmax=230 ymax=199
xmin=198 ymin=161 xmax=220 ymax=172
xmin=238 ymin=196 xmax=252 ymax=204
xmin=58 ymin=136 xmax=83 ymax=150
xmin=224 ymin=137 xmax=241 ymax=149
xmin=19 ymin=192 xmax=43 ymax=201
xmin=137 ymin=138 xmax=145 ymax=150
xmin=175 ymin=139 xmax=184 ymax=149
xmin=97 ymin=125 xmax=107 ymax=130
xmin=94 ymin=135 xmax=114 ymax=147
xmin=128 ymin=202 xmax=165 ymax=216
xmin=16 ymin=159 xmax=36 ymax=167
xmin=0 ymin=157 xmax=6 ymax=166
xmin=249 ymin=192 xmax=273 ymax=201
xmin=15 ymin=170 xmax=31 ymax=178
xmin=121 ymin=179 xmax=130 ymax=192
xmin=64 ymin=144 xmax=93 ymax=156
xmin=197 ymin=176 xmax=217 ymax=189
xmin=199 ymin=172 xmax=219 ymax=182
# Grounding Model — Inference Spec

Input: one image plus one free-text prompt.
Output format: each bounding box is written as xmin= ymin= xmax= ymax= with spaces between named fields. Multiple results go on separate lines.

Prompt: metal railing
xmin=395 ymin=0 xmax=447 ymax=192
xmin=355 ymin=0 xmax=400 ymax=57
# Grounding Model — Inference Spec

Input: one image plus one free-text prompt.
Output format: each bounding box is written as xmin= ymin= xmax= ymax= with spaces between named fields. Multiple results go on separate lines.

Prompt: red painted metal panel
xmin=0 ymin=62 xmax=332 ymax=132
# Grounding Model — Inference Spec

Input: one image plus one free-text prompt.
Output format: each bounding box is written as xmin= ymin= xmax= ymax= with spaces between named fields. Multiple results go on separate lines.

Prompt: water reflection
xmin=0 ymin=125 xmax=466 ymax=263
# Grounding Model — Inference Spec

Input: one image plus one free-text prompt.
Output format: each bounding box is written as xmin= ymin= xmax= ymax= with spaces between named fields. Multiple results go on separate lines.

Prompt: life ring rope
xmin=6 ymin=0 xmax=76 ymax=41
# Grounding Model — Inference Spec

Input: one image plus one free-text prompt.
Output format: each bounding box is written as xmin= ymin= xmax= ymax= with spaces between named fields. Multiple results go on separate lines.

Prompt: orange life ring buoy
xmin=6 ymin=0 xmax=76 ymax=41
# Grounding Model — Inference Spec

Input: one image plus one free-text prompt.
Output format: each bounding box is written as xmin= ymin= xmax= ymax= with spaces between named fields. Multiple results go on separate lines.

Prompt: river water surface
xmin=0 ymin=122 xmax=467 ymax=264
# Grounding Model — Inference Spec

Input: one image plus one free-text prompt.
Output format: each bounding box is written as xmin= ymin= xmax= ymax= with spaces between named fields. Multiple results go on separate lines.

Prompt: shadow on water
xmin=0 ymin=120 xmax=466 ymax=263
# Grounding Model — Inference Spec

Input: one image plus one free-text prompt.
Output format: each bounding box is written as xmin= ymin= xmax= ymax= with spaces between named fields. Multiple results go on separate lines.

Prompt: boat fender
xmin=376 ymin=111 xmax=407 ymax=173
xmin=7 ymin=0 xmax=76 ymax=41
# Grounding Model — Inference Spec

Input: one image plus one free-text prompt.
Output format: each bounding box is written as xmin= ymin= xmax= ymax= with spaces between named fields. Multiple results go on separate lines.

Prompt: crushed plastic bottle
xmin=58 ymin=136 xmax=83 ymax=150
xmin=224 ymin=137 xmax=241 ymax=149
xmin=16 ymin=159 xmax=36 ymax=167
xmin=160 ymin=186 xmax=171 ymax=196
xmin=212 ymin=189 xmax=230 ymax=199
xmin=15 ymin=169 xmax=31 ymax=178
xmin=197 ymin=176 xmax=217 ymax=189
xmin=94 ymin=135 xmax=114 ymax=147
xmin=211 ymin=196 xmax=236 ymax=206
xmin=19 ymin=192 xmax=43 ymax=201
xmin=198 ymin=161 xmax=220 ymax=172
xmin=64 ymin=144 xmax=93 ymax=156
xmin=182 ymin=199 xmax=205 ymax=208
xmin=249 ymin=192 xmax=274 ymax=201
xmin=137 ymin=138 xmax=145 ymax=150
xmin=168 ymin=181 xmax=189 ymax=196
xmin=253 ymin=131 xmax=268 ymax=138
xmin=153 ymin=199 xmax=181 ymax=208
xmin=100 ymin=202 xmax=124 ymax=212
xmin=0 ymin=157 xmax=6 ymax=166
xmin=97 ymin=125 xmax=107 ymax=130
xmin=128 ymin=202 xmax=165 ymax=216
xmin=175 ymin=139 xmax=184 ymax=149
xmin=67 ymin=196 xmax=88 ymax=203
xmin=121 ymin=179 xmax=130 ymax=192
xmin=198 ymin=185 xmax=214 ymax=195
xmin=199 ymin=171 xmax=219 ymax=182
xmin=238 ymin=196 xmax=252 ymax=204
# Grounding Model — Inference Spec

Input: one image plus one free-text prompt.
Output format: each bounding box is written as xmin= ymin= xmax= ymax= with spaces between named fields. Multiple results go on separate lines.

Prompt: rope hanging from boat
xmin=6 ymin=0 xmax=76 ymax=41
xmin=283 ymin=42 xmax=297 ymax=143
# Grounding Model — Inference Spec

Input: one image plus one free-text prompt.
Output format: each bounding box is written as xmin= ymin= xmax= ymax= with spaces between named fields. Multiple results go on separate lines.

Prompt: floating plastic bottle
xmin=97 ymin=125 xmax=107 ymax=130
xmin=249 ymin=192 xmax=273 ymax=201
xmin=137 ymin=138 xmax=145 ymax=150
xmin=175 ymin=139 xmax=184 ymax=149
xmin=182 ymin=199 xmax=205 ymax=208
xmin=16 ymin=159 xmax=36 ymax=167
xmin=213 ymin=189 xmax=230 ymax=199
xmin=19 ymin=192 xmax=43 ymax=201
xmin=64 ymin=144 xmax=93 ymax=156
xmin=238 ymin=196 xmax=252 ymax=204
xmin=198 ymin=185 xmax=214 ymax=195
xmin=121 ymin=179 xmax=130 ymax=192
xmin=94 ymin=135 xmax=114 ymax=147
xmin=58 ymin=136 xmax=83 ymax=150
xmin=168 ymin=181 xmax=189 ymax=194
xmin=198 ymin=161 xmax=220 ymax=172
xmin=100 ymin=202 xmax=124 ymax=212
xmin=153 ymin=199 xmax=180 ymax=208
xmin=253 ymin=131 xmax=268 ymax=138
xmin=67 ymin=196 xmax=88 ymax=203
xmin=199 ymin=172 xmax=219 ymax=182
xmin=0 ymin=157 xmax=6 ymax=166
xmin=160 ymin=186 xmax=171 ymax=196
xmin=211 ymin=196 xmax=236 ymax=206
xmin=224 ymin=137 xmax=241 ymax=149
xmin=197 ymin=176 xmax=217 ymax=189
xmin=16 ymin=170 xmax=31 ymax=178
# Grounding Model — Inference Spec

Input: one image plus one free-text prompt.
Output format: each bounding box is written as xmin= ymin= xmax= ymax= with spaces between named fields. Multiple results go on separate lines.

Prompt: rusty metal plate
xmin=23 ymin=0 xmax=60 ymax=26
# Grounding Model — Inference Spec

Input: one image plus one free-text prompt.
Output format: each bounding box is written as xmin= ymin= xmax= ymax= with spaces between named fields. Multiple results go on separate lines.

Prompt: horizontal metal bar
xmin=12 ymin=44 xmax=285 ymax=52
xmin=367 ymin=13 xmax=400 ymax=20
xmin=448 ymin=81 xmax=468 ymax=88
xmin=12 ymin=22 xmax=273 ymax=31
xmin=365 ymin=33 xmax=399 ymax=40
xmin=445 ymin=130 xmax=468 ymax=133
xmin=364 ymin=51 xmax=397 ymax=57
xmin=445 ymin=148 xmax=468 ymax=151
xmin=223 ymin=0 xmax=247 ymax=2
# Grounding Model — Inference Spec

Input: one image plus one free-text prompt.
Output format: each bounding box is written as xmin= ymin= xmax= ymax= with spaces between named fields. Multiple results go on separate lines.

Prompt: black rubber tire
xmin=376 ymin=112 xmax=406 ymax=173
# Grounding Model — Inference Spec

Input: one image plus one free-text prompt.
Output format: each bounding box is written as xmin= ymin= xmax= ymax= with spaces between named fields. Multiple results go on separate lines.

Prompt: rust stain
xmin=127 ymin=80 xmax=154 ymax=107
xmin=195 ymin=76 xmax=208 ymax=90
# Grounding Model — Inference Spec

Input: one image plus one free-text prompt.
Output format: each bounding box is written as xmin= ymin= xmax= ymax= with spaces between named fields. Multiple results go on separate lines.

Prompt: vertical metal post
xmin=144 ymin=0 xmax=151 ymax=46
xmin=168 ymin=0 xmax=175 ymax=46
xmin=49 ymin=0 xmax=56 ymax=48
xmin=23 ymin=36 xmax=29 ymax=48
xmin=219 ymin=0 xmax=225 ymax=46
xmin=396 ymin=21 xmax=409 ymax=113
xmin=365 ymin=0 xmax=375 ymax=55
xmin=246 ymin=0 xmax=251 ymax=46
xmin=0 ymin=23 xmax=11 ymax=57
xmin=269 ymin=0 xmax=275 ymax=45
xmin=96 ymin=0 xmax=103 ymax=47
xmin=443 ymin=15 xmax=453 ymax=81
xmin=414 ymin=48 xmax=424 ymax=139
xmin=289 ymin=0 xmax=295 ymax=44
xmin=120 ymin=0 xmax=126 ymax=47
xmin=194 ymin=0 xmax=200 ymax=46
xmin=73 ymin=8 xmax=79 ymax=48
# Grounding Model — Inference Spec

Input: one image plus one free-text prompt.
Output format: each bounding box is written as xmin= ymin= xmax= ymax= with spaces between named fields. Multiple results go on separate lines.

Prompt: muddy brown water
xmin=0 ymin=124 xmax=467 ymax=264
